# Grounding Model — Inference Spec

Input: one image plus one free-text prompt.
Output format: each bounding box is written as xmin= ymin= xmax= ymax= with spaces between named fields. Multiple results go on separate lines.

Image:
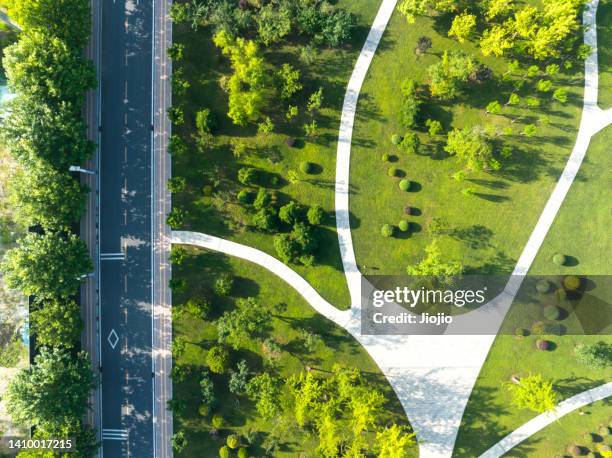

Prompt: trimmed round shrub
xmin=219 ymin=446 xmax=230 ymax=458
xmin=566 ymin=444 xmax=582 ymax=456
xmin=381 ymin=224 xmax=394 ymax=237
xmin=212 ymin=414 xmax=224 ymax=429
xmin=555 ymin=288 xmax=568 ymax=302
xmin=536 ymin=279 xmax=552 ymax=294
xmin=391 ymin=134 xmax=402 ymax=145
xmin=198 ymin=403 xmax=211 ymax=417
xmin=398 ymin=220 xmax=410 ymax=232
xmin=598 ymin=425 xmax=610 ymax=436
xmin=238 ymin=448 xmax=248 ymax=458
xmin=404 ymin=205 xmax=412 ymax=215
xmin=553 ymin=253 xmax=567 ymax=266
xmin=563 ymin=275 xmax=581 ymax=291
xmin=206 ymin=346 xmax=230 ymax=374
xmin=227 ymin=434 xmax=239 ymax=449
xmin=300 ymin=161 xmax=314 ymax=174
xmin=381 ymin=153 xmax=390 ymax=162
xmin=399 ymin=179 xmax=410 ymax=191
xmin=543 ymin=305 xmax=560 ymax=320
xmin=531 ymin=321 xmax=546 ymax=336
xmin=237 ymin=189 xmax=251 ymax=204
xmin=536 ymin=339 xmax=551 ymax=351
xmin=285 ymin=137 xmax=296 ymax=147
xmin=203 ymin=185 xmax=214 ymax=196
xmin=387 ymin=167 xmax=398 ymax=177
xmin=515 ymin=327 xmax=528 ymax=337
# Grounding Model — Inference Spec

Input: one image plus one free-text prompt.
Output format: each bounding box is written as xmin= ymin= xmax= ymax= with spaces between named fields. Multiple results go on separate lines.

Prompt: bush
xmin=238 ymin=167 xmax=257 ymax=185
xmin=574 ymin=341 xmax=612 ymax=368
xmin=381 ymin=153 xmax=390 ymax=162
xmin=391 ymin=134 xmax=402 ymax=145
xmin=198 ymin=403 xmax=211 ymax=417
xmin=563 ymin=275 xmax=581 ymax=291
xmin=404 ymin=205 xmax=412 ymax=215
xmin=219 ymin=446 xmax=230 ymax=458
xmin=531 ymin=321 xmax=546 ymax=336
xmin=536 ymin=279 xmax=552 ymax=294
xmin=598 ymin=425 xmax=610 ymax=436
xmin=399 ymin=180 xmax=411 ymax=191
xmin=307 ymin=205 xmax=325 ymax=226
xmin=212 ymin=414 xmax=224 ymax=429
xmin=300 ymin=161 xmax=314 ymax=174
xmin=536 ymin=339 xmax=551 ymax=351
xmin=206 ymin=346 xmax=230 ymax=374
xmin=398 ymin=220 xmax=409 ymax=232
xmin=238 ymin=448 xmax=248 ymax=458
xmin=285 ymin=137 xmax=296 ymax=147
xmin=237 ymin=189 xmax=251 ymax=204
xmin=381 ymin=224 xmax=394 ymax=237
xmin=253 ymin=188 xmax=271 ymax=210
xmin=214 ymin=273 xmax=234 ymax=296
xmin=387 ymin=167 xmax=398 ymax=177
xmin=566 ymin=445 xmax=583 ymax=456
xmin=185 ymin=297 xmax=211 ymax=319
xmin=227 ymin=434 xmax=239 ymax=449
xmin=543 ymin=305 xmax=560 ymax=321
xmin=552 ymin=253 xmax=567 ymax=266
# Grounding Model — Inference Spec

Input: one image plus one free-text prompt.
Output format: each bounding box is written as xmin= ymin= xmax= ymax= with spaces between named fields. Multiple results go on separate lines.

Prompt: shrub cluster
xmin=0 ymin=1 xmax=97 ymax=454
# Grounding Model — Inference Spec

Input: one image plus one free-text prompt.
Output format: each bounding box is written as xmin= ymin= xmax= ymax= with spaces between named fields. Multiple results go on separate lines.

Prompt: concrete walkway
xmin=170 ymin=0 xmax=610 ymax=456
xmin=479 ymin=382 xmax=612 ymax=458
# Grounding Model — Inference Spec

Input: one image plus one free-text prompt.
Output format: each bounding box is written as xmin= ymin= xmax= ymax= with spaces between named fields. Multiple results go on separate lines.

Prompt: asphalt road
xmin=99 ymin=0 xmax=154 ymax=456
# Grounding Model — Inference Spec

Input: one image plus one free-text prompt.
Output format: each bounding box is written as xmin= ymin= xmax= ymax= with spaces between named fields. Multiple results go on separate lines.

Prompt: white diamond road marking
xmin=107 ymin=329 xmax=119 ymax=349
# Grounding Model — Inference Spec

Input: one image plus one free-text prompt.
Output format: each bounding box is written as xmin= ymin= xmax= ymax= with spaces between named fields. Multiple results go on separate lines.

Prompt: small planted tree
xmin=506 ymin=374 xmax=556 ymax=413
xmin=206 ymin=346 xmax=230 ymax=374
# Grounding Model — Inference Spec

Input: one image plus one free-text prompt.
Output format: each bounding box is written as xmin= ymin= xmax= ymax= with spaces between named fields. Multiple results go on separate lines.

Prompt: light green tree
xmin=506 ymin=374 xmax=556 ymax=413
xmin=406 ymin=239 xmax=463 ymax=278
xmin=376 ymin=425 xmax=416 ymax=458
xmin=30 ymin=298 xmax=83 ymax=349
xmin=277 ymin=63 xmax=302 ymax=100
xmin=444 ymin=127 xmax=493 ymax=171
xmin=448 ymin=12 xmax=476 ymax=43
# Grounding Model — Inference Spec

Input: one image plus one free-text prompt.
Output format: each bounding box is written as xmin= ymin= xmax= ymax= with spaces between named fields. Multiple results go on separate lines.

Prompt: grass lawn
xmin=171 ymin=0 xmax=381 ymax=309
xmin=530 ymin=126 xmax=611 ymax=275
xmin=599 ymin=0 xmax=612 ymax=109
xmin=453 ymin=335 xmax=612 ymax=456
xmin=455 ymin=124 xmax=612 ymax=455
xmin=504 ymin=399 xmax=612 ymax=457
xmin=349 ymin=9 xmax=584 ymax=276
xmin=172 ymin=246 xmax=414 ymax=457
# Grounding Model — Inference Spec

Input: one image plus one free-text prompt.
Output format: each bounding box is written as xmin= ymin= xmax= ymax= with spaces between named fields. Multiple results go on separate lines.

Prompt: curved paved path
xmin=171 ymin=0 xmax=610 ymax=456
xmin=479 ymin=382 xmax=612 ymax=458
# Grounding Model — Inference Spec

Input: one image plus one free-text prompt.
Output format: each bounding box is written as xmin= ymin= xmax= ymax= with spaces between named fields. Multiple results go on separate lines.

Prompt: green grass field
xmin=349 ymin=9 xmax=584 ymax=276
xmin=599 ymin=0 xmax=612 ymax=109
xmin=505 ymin=399 xmax=612 ymax=457
xmin=172 ymin=0 xmax=382 ymax=309
xmin=454 ymin=335 xmax=612 ymax=456
xmin=172 ymin=247 xmax=414 ymax=457
xmin=456 ymin=123 xmax=612 ymax=455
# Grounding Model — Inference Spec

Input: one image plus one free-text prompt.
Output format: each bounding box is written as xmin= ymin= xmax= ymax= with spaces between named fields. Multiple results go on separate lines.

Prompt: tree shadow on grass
xmin=453 ymin=386 xmax=511 ymax=457
xmin=554 ymin=376 xmax=608 ymax=399
xmin=449 ymin=224 xmax=494 ymax=250
xmin=474 ymin=192 xmax=510 ymax=203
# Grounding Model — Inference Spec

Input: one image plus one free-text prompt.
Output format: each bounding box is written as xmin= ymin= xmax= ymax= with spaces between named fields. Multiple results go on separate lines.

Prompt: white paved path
xmin=479 ymin=382 xmax=612 ymax=458
xmin=171 ymin=0 xmax=611 ymax=456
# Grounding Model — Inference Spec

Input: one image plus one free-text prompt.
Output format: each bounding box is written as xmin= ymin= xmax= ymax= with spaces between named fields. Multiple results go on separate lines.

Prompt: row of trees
xmin=0 ymin=0 xmax=97 ymax=455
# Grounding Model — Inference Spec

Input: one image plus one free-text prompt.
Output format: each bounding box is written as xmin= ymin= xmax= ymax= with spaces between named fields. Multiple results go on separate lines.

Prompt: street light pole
xmin=69 ymin=165 xmax=96 ymax=175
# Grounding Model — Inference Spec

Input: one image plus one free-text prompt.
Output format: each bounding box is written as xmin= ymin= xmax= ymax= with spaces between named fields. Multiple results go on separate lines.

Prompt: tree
xmin=486 ymin=100 xmax=501 ymax=115
xmin=444 ymin=127 xmax=493 ymax=171
xmin=398 ymin=0 xmax=431 ymax=23
xmin=30 ymin=298 xmax=83 ymax=349
xmin=4 ymin=32 xmax=96 ymax=106
xmin=553 ymin=88 xmax=568 ymax=103
xmin=1 ymin=95 xmax=94 ymax=169
xmin=253 ymin=208 xmax=278 ymax=232
xmin=400 ymin=132 xmax=420 ymax=154
xmin=229 ymin=360 xmax=250 ymax=395
xmin=213 ymin=31 xmax=266 ymax=125
xmin=200 ymin=370 xmax=215 ymax=407
xmin=168 ymin=43 xmax=185 ymax=61
xmin=307 ymin=87 xmax=324 ymax=113
xmin=399 ymin=91 xmax=421 ymax=129
xmin=216 ymin=297 xmax=271 ymax=349
xmin=279 ymin=201 xmax=303 ymax=225
xmin=167 ymin=176 xmax=187 ymax=193
xmin=8 ymin=0 xmax=91 ymax=49
xmin=480 ymin=25 xmax=513 ymax=57
xmin=296 ymin=2 xmax=355 ymax=47
xmin=574 ymin=341 xmax=612 ymax=368
xmin=172 ymin=431 xmax=188 ymax=453
xmin=274 ymin=233 xmax=300 ymax=264
xmin=253 ymin=188 xmax=271 ymax=210
xmin=448 ymin=12 xmax=476 ymax=43
xmin=10 ymin=163 xmax=88 ymax=231
xmin=376 ymin=425 xmax=416 ymax=457
xmin=206 ymin=345 xmax=230 ymax=374
xmin=256 ymin=4 xmax=291 ymax=45
xmin=484 ymin=0 xmax=514 ymax=20
xmin=307 ymin=205 xmax=326 ymax=225
xmin=426 ymin=119 xmax=443 ymax=136
xmin=428 ymin=51 xmax=476 ymax=100
xmin=506 ymin=374 xmax=556 ymax=413
xmin=5 ymin=348 xmax=94 ymax=429
xmin=184 ymin=296 xmax=211 ymax=319
xmin=237 ymin=167 xmax=257 ymax=185
xmin=277 ymin=63 xmax=302 ymax=100
xmin=246 ymin=372 xmax=281 ymax=419
xmin=1 ymin=232 xmax=92 ymax=299
xmin=214 ymin=273 xmax=234 ymax=296
xmin=406 ymin=239 xmax=462 ymax=279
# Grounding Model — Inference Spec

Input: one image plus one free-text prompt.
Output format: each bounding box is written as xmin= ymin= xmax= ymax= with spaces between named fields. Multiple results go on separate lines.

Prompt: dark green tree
xmin=30 ymin=298 xmax=83 ymax=349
